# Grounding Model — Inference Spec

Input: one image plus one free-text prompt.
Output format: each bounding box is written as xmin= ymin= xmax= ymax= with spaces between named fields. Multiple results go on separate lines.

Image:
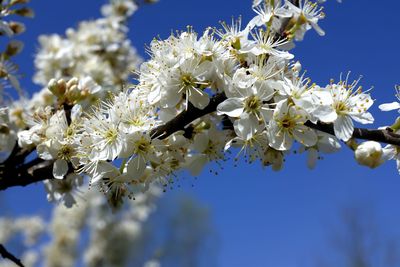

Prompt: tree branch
xmin=0 ymin=244 xmax=24 ymax=267
xmin=305 ymin=121 xmax=400 ymax=146
xmin=0 ymin=157 xmax=53 ymax=191
xmin=150 ymin=93 xmax=400 ymax=147
xmin=150 ymin=93 xmax=227 ymax=139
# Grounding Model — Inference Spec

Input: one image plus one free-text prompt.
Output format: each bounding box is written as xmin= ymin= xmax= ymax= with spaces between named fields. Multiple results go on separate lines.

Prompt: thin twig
xmin=0 ymin=244 xmax=24 ymax=267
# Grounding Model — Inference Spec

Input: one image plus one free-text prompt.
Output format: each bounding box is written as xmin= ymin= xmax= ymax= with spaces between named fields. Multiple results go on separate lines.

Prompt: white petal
xmin=193 ymin=132 xmax=209 ymax=152
xmin=186 ymin=154 xmax=208 ymax=176
xmin=234 ymin=113 xmax=259 ymax=140
xmin=0 ymin=21 xmax=13 ymax=36
xmin=53 ymin=159 xmax=68 ymax=179
xmin=148 ymin=85 xmax=161 ymax=105
xmin=333 ymin=115 xmax=354 ymax=141
xmin=379 ymin=102 xmax=400 ymax=112
xmin=311 ymin=22 xmax=325 ymax=36
xmin=312 ymin=105 xmax=337 ymax=123
xmin=317 ymin=134 xmax=341 ymax=153
xmin=62 ymin=193 xmax=76 ymax=208
xmin=382 ymin=145 xmax=397 ymax=161
xmin=307 ymin=148 xmax=318 ymax=169
xmin=8 ymin=75 xmax=21 ymax=92
xmin=247 ymin=15 xmax=263 ymax=29
xmin=351 ymin=112 xmax=374 ymax=124
xmin=127 ymin=156 xmax=146 ymax=180
xmin=189 ymin=88 xmax=210 ymax=109
xmin=269 ymin=130 xmax=293 ymax=151
xmin=217 ymin=98 xmax=244 ymax=117
xmin=161 ymin=88 xmax=181 ymax=108
xmin=293 ymin=126 xmax=318 ymax=147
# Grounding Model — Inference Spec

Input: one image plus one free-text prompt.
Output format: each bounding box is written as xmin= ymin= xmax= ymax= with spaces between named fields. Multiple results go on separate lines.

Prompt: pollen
xmin=334 ymin=101 xmax=348 ymax=114
xmin=104 ymin=128 xmax=118 ymax=144
xmin=244 ymin=95 xmax=261 ymax=114
xmin=133 ymin=136 xmax=152 ymax=155
xmin=58 ymin=144 xmax=74 ymax=161
xmin=181 ymin=74 xmax=195 ymax=87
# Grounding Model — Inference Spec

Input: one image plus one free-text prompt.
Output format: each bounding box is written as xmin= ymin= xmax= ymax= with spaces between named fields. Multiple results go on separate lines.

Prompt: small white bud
xmin=292 ymin=61 xmax=302 ymax=73
xmin=354 ymin=141 xmax=384 ymax=169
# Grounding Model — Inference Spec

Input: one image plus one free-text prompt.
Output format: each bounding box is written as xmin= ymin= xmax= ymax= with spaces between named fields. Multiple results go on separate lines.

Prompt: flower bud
xmin=57 ymin=79 xmax=67 ymax=93
xmin=292 ymin=61 xmax=302 ymax=73
xmin=67 ymin=84 xmax=81 ymax=103
xmin=9 ymin=21 xmax=25 ymax=35
xmin=263 ymin=147 xmax=284 ymax=171
xmin=48 ymin=78 xmax=65 ymax=97
xmin=66 ymin=77 xmax=79 ymax=89
xmin=10 ymin=0 xmax=30 ymax=5
xmin=14 ymin=7 xmax=35 ymax=18
xmin=5 ymin=40 xmax=24 ymax=57
xmin=354 ymin=141 xmax=384 ymax=169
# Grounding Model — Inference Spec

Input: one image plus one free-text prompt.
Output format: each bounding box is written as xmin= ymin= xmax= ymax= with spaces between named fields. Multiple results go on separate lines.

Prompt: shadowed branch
xmin=0 ymin=244 xmax=24 ymax=267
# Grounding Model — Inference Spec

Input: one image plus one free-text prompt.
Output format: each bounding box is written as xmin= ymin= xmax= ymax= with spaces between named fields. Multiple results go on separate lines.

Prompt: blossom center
xmin=334 ymin=101 xmax=348 ymax=114
xmin=104 ymin=128 xmax=118 ymax=144
xmin=133 ymin=137 xmax=152 ymax=155
xmin=181 ymin=74 xmax=195 ymax=87
xmin=244 ymin=95 xmax=261 ymax=114
xmin=129 ymin=117 xmax=144 ymax=127
xmin=58 ymin=144 xmax=74 ymax=161
xmin=278 ymin=115 xmax=299 ymax=131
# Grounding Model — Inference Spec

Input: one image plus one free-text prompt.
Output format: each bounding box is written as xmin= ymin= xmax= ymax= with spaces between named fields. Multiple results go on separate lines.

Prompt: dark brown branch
xmin=150 ymin=93 xmax=227 ymax=139
xmin=0 ymin=244 xmax=24 ymax=267
xmin=150 ymin=92 xmax=400 ymax=146
xmin=305 ymin=121 xmax=400 ymax=146
xmin=0 ymin=155 xmax=53 ymax=191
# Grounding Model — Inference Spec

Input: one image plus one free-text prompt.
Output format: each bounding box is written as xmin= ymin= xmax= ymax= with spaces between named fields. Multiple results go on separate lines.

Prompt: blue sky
xmin=3 ymin=0 xmax=400 ymax=266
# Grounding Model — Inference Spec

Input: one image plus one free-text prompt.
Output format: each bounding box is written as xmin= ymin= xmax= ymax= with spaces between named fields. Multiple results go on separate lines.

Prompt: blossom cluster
xmin=1 ymin=0 xmax=400 ymax=208
xmin=0 ymin=0 xmax=33 ymax=99
xmin=0 ymin=187 xmax=162 ymax=267
xmin=0 ymin=0 xmax=148 ymax=207
xmin=0 ymin=187 xmax=214 ymax=267
xmin=33 ymin=0 xmax=141 ymax=93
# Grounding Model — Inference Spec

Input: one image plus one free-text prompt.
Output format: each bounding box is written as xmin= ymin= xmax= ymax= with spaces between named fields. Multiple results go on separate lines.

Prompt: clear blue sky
xmin=3 ymin=0 xmax=400 ymax=266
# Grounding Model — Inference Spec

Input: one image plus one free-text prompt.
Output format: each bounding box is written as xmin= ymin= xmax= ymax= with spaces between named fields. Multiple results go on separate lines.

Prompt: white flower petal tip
xmin=379 ymin=102 xmax=400 ymax=112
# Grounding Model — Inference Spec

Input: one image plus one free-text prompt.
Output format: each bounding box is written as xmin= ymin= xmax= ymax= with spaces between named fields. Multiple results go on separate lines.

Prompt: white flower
xmin=111 ymin=90 xmax=156 ymax=134
xmin=327 ymin=77 xmax=374 ymax=141
xmin=225 ymin=113 xmax=268 ymax=161
xmin=262 ymin=147 xmax=285 ymax=171
xmin=216 ymin=17 xmax=251 ymax=50
xmin=248 ymin=1 xmax=291 ymax=29
xmin=275 ymin=74 xmax=336 ymax=123
xmin=285 ymin=0 xmax=325 ymax=40
xmin=301 ymin=132 xmax=341 ymax=169
xmin=268 ymin=100 xmax=317 ymax=150
xmin=17 ymin=106 xmax=53 ymax=148
xmin=44 ymin=173 xmax=84 ymax=207
xmin=242 ymin=29 xmax=294 ymax=59
xmin=186 ymin=125 xmax=226 ymax=176
xmin=379 ymin=85 xmax=400 ymax=112
xmin=0 ymin=108 xmax=17 ymax=161
xmin=82 ymin=108 xmax=126 ymax=161
xmin=384 ymin=143 xmax=400 ymax=174
xmin=355 ymin=141 xmax=394 ymax=169
xmin=101 ymin=0 xmax=138 ymax=18
xmin=217 ymin=78 xmax=274 ymax=127
xmin=123 ymin=132 xmax=156 ymax=179
xmin=162 ymin=58 xmax=212 ymax=109
xmin=35 ymin=110 xmax=80 ymax=179
xmin=194 ymin=29 xmax=225 ymax=61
